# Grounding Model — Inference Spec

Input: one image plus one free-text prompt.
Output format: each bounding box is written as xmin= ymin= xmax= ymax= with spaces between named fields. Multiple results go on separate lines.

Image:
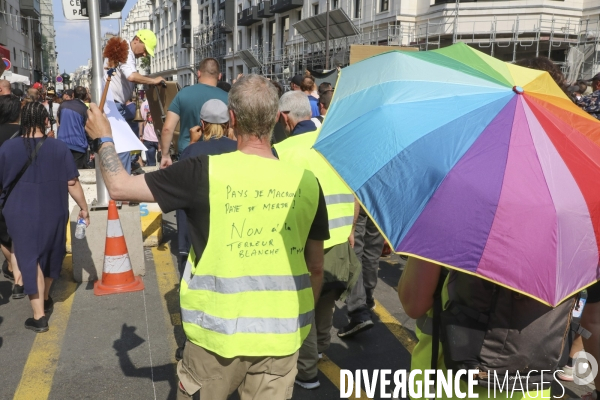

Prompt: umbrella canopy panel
xmin=314 ymin=43 xmax=600 ymax=306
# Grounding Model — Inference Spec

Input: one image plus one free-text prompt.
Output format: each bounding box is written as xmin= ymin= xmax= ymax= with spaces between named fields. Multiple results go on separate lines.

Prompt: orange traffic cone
xmin=94 ymin=200 xmax=145 ymax=296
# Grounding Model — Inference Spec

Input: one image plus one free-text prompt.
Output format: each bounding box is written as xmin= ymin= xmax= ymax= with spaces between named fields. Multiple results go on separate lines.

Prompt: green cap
xmin=136 ymin=29 xmax=157 ymax=57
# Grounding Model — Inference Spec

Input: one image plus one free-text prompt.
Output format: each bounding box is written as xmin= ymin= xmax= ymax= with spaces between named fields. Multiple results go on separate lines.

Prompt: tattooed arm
xmin=85 ymin=103 xmax=155 ymax=203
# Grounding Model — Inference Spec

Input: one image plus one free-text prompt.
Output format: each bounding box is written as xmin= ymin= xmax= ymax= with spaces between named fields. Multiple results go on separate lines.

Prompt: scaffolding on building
xmin=194 ymin=13 xmax=600 ymax=83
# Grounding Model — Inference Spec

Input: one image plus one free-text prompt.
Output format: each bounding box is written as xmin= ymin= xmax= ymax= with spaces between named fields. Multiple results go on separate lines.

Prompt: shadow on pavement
xmin=114 ymin=323 xmax=178 ymax=399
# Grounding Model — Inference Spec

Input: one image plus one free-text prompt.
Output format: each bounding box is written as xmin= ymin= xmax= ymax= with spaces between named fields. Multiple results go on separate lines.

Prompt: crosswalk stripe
xmin=13 ymin=255 xmax=77 ymax=400
xmin=318 ymin=354 xmax=362 ymax=399
xmin=151 ymin=245 xmax=181 ymax=365
xmin=372 ymin=299 xmax=417 ymax=354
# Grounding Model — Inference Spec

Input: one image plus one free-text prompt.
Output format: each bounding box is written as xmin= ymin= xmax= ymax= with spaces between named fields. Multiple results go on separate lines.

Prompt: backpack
xmin=422 ymin=270 xmax=587 ymax=392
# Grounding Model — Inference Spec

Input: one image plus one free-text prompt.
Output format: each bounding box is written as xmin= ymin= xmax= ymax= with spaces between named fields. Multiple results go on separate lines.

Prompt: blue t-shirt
xmin=180 ymin=137 xmax=237 ymax=160
xmin=308 ymin=95 xmax=320 ymax=118
xmin=56 ymin=99 xmax=89 ymax=153
xmin=168 ymin=84 xmax=229 ymax=154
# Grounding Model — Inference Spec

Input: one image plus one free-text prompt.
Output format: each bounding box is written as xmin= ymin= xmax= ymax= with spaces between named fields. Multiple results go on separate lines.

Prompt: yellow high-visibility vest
xmin=275 ymin=130 xmax=355 ymax=249
xmin=180 ymin=151 xmax=320 ymax=358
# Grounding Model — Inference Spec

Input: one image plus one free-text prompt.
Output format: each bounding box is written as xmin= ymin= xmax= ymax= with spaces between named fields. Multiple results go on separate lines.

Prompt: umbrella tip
xmin=513 ymin=86 xmax=524 ymax=94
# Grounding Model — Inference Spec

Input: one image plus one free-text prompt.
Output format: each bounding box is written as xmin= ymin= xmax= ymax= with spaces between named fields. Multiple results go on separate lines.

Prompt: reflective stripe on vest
xmin=275 ymin=130 xmax=355 ymax=248
xmin=182 ymin=260 xmax=311 ymax=293
xmin=180 ymin=151 xmax=320 ymax=358
xmin=181 ymin=308 xmax=314 ymax=335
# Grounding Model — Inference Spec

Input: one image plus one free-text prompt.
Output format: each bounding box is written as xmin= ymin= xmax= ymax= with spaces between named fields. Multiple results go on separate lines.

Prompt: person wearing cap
xmin=32 ymin=82 xmax=43 ymax=90
xmin=576 ymin=73 xmax=600 ymax=120
xmin=159 ymin=57 xmax=227 ymax=168
xmin=104 ymin=29 xmax=164 ymax=108
xmin=104 ymin=29 xmax=164 ymax=173
xmin=289 ymin=74 xmax=303 ymax=91
xmin=42 ymin=87 xmax=60 ymax=136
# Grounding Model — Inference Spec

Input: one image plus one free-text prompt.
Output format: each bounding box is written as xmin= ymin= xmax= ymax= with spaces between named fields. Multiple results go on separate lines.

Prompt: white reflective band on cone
xmin=106 ymin=219 xmax=124 ymax=238
xmin=104 ymin=254 xmax=132 ymax=274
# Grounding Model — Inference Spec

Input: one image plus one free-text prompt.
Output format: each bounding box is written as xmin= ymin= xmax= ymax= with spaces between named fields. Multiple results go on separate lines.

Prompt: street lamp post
xmin=325 ymin=0 xmax=330 ymax=69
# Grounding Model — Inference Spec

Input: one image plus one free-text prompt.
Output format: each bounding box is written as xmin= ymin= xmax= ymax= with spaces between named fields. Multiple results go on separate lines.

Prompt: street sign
xmin=2 ymin=58 xmax=11 ymax=70
xmin=61 ymin=0 xmax=121 ymax=20
xmin=56 ymin=82 xmax=64 ymax=90
xmin=56 ymin=75 xmax=63 ymax=83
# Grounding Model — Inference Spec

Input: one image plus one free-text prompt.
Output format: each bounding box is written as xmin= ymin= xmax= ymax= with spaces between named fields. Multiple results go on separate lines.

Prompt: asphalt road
xmin=0 ymin=211 xmax=593 ymax=399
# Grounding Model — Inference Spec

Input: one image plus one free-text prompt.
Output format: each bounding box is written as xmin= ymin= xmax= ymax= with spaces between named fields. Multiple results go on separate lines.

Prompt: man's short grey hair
xmin=229 ymin=74 xmax=279 ymax=140
xmin=279 ymin=91 xmax=312 ymax=122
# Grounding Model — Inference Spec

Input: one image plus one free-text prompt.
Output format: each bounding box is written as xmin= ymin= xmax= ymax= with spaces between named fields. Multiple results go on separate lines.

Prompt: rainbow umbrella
xmin=314 ymin=43 xmax=600 ymax=306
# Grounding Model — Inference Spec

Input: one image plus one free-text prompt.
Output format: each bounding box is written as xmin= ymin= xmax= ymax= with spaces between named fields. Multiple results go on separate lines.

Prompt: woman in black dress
xmin=0 ymin=102 xmax=90 ymax=333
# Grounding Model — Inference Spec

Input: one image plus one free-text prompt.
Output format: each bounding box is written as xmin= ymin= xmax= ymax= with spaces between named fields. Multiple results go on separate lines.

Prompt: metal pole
xmin=88 ymin=0 xmax=110 ymax=208
xmin=325 ymin=0 xmax=330 ymax=69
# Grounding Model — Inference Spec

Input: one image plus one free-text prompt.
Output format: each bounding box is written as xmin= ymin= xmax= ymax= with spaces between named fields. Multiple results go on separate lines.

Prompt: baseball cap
xmin=136 ymin=29 xmax=157 ymax=57
xmin=200 ymin=99 xmax=229 ymax=124
xmin=290 ymin=74 xmax=303 ymax=87
xmin=32 ymin=82 xmax=42 ymax=89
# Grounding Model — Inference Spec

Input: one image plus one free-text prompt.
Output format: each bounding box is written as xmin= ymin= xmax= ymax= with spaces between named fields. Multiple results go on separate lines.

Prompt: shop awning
xmin=1 ymin=72 xmax=31 ymax=85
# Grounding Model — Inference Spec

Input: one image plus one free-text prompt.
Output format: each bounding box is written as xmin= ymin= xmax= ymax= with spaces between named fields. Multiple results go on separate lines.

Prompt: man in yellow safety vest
xmin=85 ymin=74 xmax=330 ymax=400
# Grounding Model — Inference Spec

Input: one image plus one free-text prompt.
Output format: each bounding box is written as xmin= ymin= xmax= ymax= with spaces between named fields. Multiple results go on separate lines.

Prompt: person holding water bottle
xmin=0 ymin=102 xmax=90 ymax=333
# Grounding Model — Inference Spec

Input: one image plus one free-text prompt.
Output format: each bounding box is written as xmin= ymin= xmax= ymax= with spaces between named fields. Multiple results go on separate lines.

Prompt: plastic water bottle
xmin=75 ymin=218 xmax=86 ymax=240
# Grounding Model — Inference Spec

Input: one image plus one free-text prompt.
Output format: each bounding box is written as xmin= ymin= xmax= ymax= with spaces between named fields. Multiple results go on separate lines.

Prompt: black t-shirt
xmin=0 ymin=124 xmax=20 ymax=148
xmin=145 ymin=155 xmax=330 ymax=261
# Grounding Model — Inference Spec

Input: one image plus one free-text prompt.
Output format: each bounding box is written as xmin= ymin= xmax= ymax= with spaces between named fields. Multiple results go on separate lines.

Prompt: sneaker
xmin=555 ymin=365 xmax=573 ymax=382
xmin=295 ymin=376 xmax=320 ymax=390
xmin=337 ymin=319 xmax=374 ymax=338
xmin=25 ymin=316 xmax=49 ymax=333
xmin=2 ymin=260 xmax=14 ymax=281
xmin=44 ymin=296 xmax=54 ymax=313
xmin=12 ymin=284 xmax=25 ymax=299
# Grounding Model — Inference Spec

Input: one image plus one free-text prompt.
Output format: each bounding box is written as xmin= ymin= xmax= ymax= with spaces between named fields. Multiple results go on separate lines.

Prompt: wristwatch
xmin=91 ymin=137 xmax=114 ymax=153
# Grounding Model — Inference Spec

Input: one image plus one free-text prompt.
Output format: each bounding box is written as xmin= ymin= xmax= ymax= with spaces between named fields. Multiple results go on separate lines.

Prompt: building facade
xmin=40 ymin=0 xmax=58 ymax=81
xmin=70 ymin=59 xmax=91 ymax=89
xmin=127 ymin=0 xmax=600 ymax=83
xmin=0 ymin=0 xmax=44 ymax=86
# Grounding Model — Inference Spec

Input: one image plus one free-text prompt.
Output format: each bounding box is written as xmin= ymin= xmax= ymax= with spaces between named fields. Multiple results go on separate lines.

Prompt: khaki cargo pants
xmin=177 ymin=340 xmax=299 ymax=400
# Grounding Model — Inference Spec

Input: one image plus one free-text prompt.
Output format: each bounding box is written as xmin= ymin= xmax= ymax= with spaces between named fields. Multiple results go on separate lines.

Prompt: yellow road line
xmin=372 ymin=299 xmax=417 ymax=354
xmin=318 ymin=354 xmax=362 ymax=399
xmin=151 ymin=244 xmax=181 ymax=366
xmin=13 ymin=255 xmax=77 ymax=400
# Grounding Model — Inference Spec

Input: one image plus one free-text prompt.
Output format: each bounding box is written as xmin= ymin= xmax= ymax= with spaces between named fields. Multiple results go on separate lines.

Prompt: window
xmin=237 ymin=31 xmax=242 ymax=50
xmin=281 ymin=16 xmax=289 ymax=45
xmin=332 ymin=0 xmax=338 ymax=8
xmin=312 ymin=3 xmax=318 ymax=15
xmin=380 ymin=0 xmax=388 ymax=12
xmin=354 ymin=0 xmax=361 ymax=18
xmin=21 ymin=17 xmax=28 ymax=35
xmin=9 ymin=5 xmax=12 ymax=27
xmin=247 ymin=28 xmax=252 ymax=48
xmin=143 ymin=22 xmax=147 ymax=29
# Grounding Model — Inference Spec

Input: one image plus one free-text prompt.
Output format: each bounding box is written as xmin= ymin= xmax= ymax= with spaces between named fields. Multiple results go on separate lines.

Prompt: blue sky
xmin=53 ymin=0 xmax=136 ymax=74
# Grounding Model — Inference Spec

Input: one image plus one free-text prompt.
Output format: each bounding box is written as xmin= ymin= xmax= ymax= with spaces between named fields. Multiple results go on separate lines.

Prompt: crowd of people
xmin=3 ymin=30 xmax=600 ymax=399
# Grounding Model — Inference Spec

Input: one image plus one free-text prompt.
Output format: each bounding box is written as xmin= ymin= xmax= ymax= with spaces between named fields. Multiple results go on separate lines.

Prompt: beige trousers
xmin=177 ymin=340 xmax=299 ymax=400
xmin=296 ymin=289 xmax=338 ymax=380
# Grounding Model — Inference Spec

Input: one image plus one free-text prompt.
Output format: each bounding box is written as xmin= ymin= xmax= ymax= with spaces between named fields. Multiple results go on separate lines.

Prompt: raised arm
xmin=159 ymin=111 xmax=180 ymax=168
xmin=85 ymin=103 xmax=155 ymax=203
xmin=398 ymin=257 xmax=441 ymax=319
